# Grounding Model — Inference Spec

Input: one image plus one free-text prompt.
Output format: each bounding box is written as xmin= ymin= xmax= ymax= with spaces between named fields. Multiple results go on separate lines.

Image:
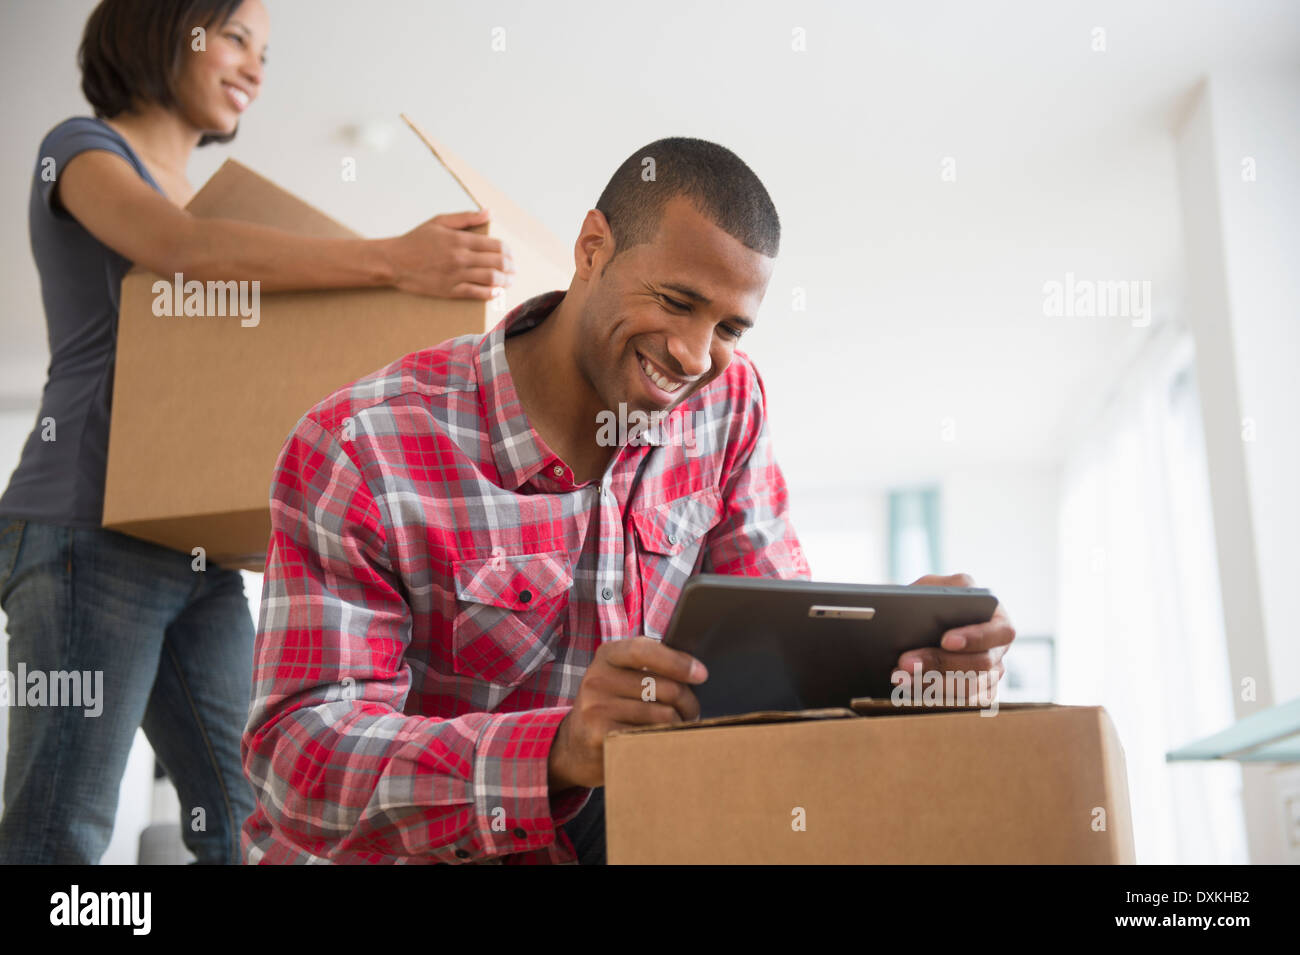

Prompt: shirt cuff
xmin=465 ymin=706 xmax=589 ymax=861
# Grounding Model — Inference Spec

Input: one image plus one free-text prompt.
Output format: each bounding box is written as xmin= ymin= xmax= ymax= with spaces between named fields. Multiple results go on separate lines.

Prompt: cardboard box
xmin=605 ymin=701 xmax=1135 ymax=864
xmin=103 ymin=116 xmax=571 ymax=569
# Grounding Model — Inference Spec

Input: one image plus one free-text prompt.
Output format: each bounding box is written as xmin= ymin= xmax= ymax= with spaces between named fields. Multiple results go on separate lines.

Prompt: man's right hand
xmin=548 ymin=636 xmax=707 ymax=790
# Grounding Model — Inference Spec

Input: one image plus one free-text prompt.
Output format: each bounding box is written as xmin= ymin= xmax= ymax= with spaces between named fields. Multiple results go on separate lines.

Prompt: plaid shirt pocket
xmin=632 ymin=486 xmax=724 ymax=638
xmin=451 ymin=551 xmax=574 ymax=687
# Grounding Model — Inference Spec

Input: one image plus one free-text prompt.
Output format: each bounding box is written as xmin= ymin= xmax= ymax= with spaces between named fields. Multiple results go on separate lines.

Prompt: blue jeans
xmin=0 ymin=519 xmax=256 ymax=863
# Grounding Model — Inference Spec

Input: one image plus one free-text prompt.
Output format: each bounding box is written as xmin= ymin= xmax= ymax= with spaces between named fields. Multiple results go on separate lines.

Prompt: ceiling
xmin=1 ymin=0 xmax=1297 ymax=489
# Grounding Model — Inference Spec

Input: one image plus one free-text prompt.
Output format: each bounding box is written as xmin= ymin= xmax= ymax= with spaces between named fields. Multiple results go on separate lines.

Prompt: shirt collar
xmin=477 ymin=290 xmax=569 ymax=491
xmin=477 ymin=289 xmax=681 ymax=490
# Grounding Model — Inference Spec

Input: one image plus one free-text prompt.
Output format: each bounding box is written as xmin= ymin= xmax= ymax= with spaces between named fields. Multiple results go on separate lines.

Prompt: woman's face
xmin=174 ymin=0 xmax=270 ymax=136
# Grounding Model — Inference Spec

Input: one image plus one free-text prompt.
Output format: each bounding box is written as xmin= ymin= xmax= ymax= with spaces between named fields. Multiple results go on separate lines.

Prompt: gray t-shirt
xmin=0 ymin=117 xmax=166 ymax=527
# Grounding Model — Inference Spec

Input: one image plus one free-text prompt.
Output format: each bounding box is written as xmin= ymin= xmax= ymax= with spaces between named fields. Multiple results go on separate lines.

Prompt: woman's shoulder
xmin=37 ymin=115 xmax=129 ymax=160
xmin=31 ymin=116 xmax=145 ymax=220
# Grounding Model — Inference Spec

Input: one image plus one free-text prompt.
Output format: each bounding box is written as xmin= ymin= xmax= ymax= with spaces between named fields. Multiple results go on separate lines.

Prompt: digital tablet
xmin=662 ymin=574 xmax=1000 ymax=719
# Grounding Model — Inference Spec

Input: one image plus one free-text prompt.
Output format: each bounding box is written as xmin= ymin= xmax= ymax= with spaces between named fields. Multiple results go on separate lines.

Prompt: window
xmin=888 ymin=486 xmax=940 ymax=584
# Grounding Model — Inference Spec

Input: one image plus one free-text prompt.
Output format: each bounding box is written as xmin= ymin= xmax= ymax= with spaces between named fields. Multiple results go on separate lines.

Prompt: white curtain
xmin=1056 ymin=321 xmax=1249 ymax=864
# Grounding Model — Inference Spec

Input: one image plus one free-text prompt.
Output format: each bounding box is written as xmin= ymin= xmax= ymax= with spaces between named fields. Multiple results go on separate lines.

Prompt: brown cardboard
xmin=102 ymin=117 xmax=571 ymax=569
xmin=605 ymin=703 xmax=1135 ymax=864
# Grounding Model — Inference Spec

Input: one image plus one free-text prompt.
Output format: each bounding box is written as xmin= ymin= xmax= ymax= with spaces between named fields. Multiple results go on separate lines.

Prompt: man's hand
xmin=892 ymin=573 xmax=1016 ymax=705
xmin=548 ymin=636 xmax=708 ymax=790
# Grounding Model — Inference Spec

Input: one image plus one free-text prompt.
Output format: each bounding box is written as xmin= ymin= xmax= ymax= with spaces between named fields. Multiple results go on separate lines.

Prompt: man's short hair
xmin=595 ymin=137 xmax=780 ymax=261
xmin=79 ymin=0 xmax=244 ymax=148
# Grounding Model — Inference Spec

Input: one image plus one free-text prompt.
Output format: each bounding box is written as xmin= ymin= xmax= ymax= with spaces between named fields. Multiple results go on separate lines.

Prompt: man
xmin=241 ymin=137 xmax=1014 ymax=864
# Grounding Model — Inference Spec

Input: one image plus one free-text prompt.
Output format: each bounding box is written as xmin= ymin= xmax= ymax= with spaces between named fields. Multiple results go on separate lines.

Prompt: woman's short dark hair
xmin=79 ymin=0 xmax=246 ymax=147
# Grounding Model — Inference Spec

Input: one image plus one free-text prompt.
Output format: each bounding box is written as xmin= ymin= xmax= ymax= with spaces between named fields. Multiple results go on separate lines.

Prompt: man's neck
xmin=504 ymin=294 xmax=616 ymax=485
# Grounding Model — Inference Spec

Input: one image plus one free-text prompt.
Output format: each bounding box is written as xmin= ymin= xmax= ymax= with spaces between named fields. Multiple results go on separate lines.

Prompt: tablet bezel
xmin=661 ymin=574 xmax=1000 ymax=718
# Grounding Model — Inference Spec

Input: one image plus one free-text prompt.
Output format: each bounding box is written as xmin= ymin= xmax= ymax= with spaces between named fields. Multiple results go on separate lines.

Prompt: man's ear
xmin=574 ymin=208 xmax=614 ymax=281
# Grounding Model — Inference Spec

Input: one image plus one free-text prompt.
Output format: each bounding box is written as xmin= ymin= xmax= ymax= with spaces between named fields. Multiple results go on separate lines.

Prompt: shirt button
xmin=667 ymin=534 xmax=678 ymax=545
xmin=519 ymin=589 xmax=532 ymax=604
xmin=454 ymin=848 xmax=470 ymax=859
xmin=601 ymin=587 xmax=613 ymax=601
xmin=552 ymin=465 xmax=564 ymax=477
xmin=513 ymin=827 xmax=528 ymax=839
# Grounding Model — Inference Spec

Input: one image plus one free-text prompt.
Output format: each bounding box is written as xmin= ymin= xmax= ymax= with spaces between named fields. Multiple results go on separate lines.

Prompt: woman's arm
xmin=55 ymin=148 xmax=514 ymax=300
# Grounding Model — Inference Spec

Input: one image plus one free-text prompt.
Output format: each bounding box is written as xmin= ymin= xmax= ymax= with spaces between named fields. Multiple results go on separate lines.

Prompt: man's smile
xmin=635 ymin=350 xmax=691 ymax=397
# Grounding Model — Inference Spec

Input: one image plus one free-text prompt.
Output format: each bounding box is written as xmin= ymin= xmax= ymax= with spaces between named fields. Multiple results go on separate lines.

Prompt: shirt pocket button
xmin=451 ymin=551 xmax=573 ymax=688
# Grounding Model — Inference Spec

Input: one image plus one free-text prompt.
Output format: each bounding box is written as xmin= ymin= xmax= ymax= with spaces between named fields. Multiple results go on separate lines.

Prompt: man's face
xmin=575 ymin=196 xmax=774 ymax=418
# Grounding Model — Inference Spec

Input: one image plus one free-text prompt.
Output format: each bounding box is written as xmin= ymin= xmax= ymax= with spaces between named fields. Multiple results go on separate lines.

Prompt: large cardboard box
xmin=103 ymin=116 xmax=571 ymax=569
xmin=605 ymin=701 xmax=1136 ymax=864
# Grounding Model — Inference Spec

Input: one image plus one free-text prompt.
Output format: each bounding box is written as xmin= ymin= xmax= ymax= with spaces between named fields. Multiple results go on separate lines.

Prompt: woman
xmin=0 ymin=0 xmax=513 ymax=864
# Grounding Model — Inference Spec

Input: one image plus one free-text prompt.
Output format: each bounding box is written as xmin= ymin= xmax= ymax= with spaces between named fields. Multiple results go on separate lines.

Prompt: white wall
xmin=789 ymin=464 xmax=1059 ymax=643
xmin=788 ymin=483 xmax=887 ymax=585
xmin=1174 ymin=70 xmax=1300 ymax=863
xmin=942 ymin=467 xmax=1059 ymax=638
xmin=1205 ymin=72 xmax=1300 ymax=706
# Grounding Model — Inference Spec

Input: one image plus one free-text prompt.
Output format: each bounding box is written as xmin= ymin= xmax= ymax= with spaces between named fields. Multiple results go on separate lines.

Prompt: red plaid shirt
xmin=241 ymin=290 xmax=811 ymax=864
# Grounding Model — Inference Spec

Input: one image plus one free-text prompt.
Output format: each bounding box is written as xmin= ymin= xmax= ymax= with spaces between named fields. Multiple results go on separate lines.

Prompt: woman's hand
xmin=382 ymin=208 xmax=516 ymax=300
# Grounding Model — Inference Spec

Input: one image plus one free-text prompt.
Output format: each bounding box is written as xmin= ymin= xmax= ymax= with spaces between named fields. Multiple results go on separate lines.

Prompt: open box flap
xmin=401 ymin=113 xmax=572 ymax=279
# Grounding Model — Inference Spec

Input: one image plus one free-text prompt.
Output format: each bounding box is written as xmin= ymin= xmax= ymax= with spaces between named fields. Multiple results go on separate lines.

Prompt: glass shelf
xmin=1166 ymin=697 xmax=1300 ymax=762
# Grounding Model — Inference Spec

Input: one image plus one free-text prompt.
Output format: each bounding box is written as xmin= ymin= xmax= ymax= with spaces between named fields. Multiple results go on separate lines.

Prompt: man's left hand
xmin=892 ymin=573 xmax=1016 ymax=704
